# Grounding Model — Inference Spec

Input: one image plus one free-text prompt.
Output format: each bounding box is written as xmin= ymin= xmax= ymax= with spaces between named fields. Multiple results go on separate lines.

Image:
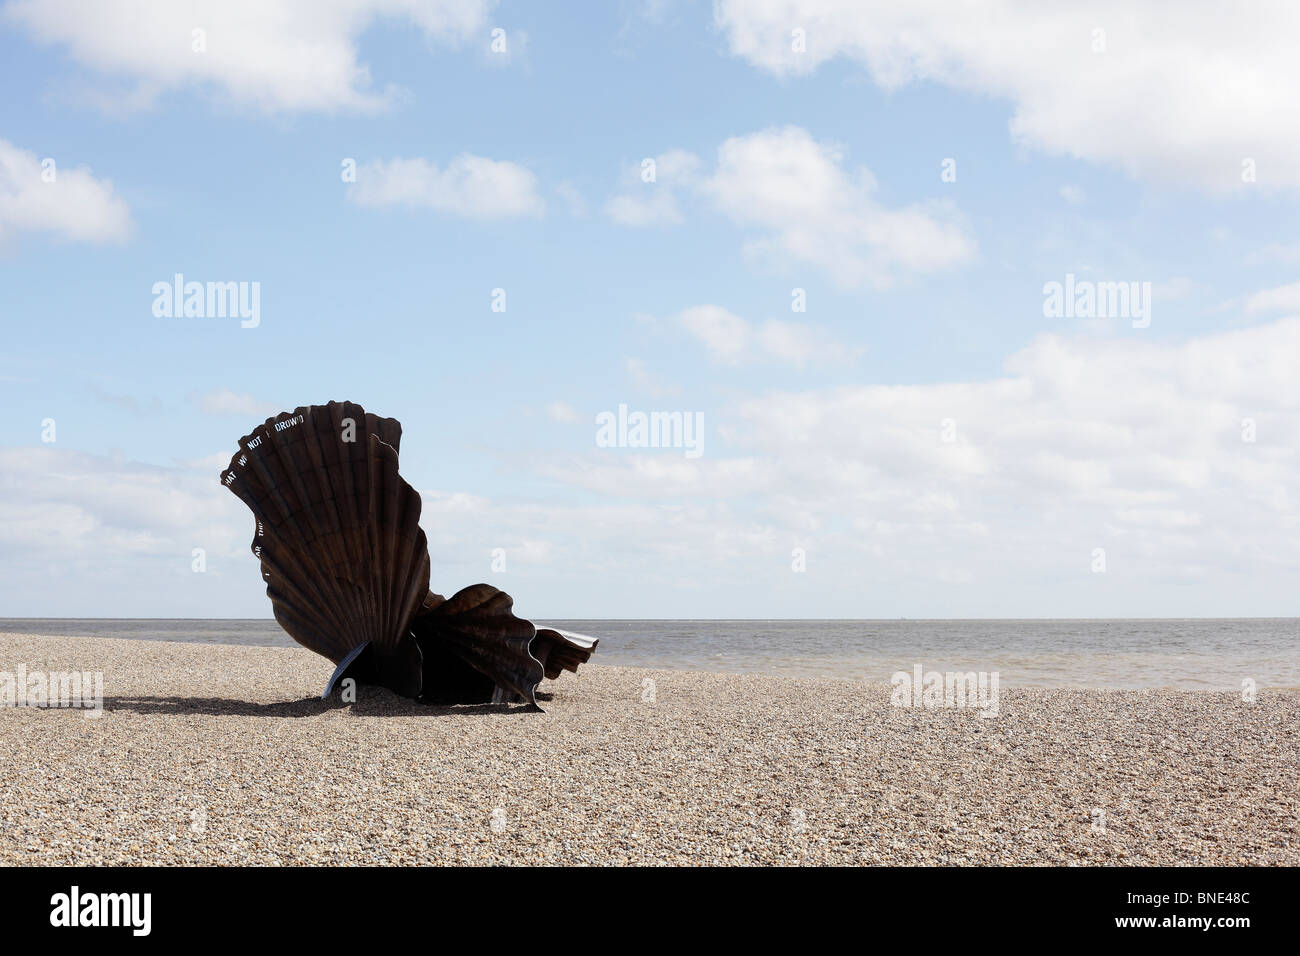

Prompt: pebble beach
xmin=1 ymin=632 xmax=1296 ymax=866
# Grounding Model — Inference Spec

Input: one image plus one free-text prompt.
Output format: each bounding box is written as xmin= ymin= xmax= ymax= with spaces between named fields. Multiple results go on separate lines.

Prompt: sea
xmin=2 ymin=618 xmax=1297 ymax=690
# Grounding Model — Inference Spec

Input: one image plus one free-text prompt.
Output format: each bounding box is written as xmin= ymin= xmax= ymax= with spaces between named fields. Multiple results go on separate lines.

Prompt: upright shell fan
xmin=221 ymin=401 xmax=596 ymax=708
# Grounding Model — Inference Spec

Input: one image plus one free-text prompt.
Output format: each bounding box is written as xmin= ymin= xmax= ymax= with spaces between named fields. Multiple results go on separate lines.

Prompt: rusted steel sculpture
xmin=220 ymin=401 xmax=596 ymax=708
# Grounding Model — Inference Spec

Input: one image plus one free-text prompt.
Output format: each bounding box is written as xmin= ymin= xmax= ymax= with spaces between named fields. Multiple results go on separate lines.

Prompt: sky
xmin=0 ymin=0 xmax=1297 ymax=619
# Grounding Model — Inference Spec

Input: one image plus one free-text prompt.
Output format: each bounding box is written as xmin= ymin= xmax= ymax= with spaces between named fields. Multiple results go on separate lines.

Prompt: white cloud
xmin=0 ymin=138 xmax=131 ymax=243
xmin=715 ymin=1 xmax=1300 ymax=190
xmin=672 ymin=304 xmax=861 ymax=367
xmin=1245 ymin=241 xmax=1300 ymax=266
xmin=732 ymin=318 xmax=1299 ymax=544
xmin=545 ymin=400 xmax=579 ymax=424
xmin=554 ymin=181 xmax=588 ymax=217
xmin=6 ymin=0 xmax=491 ymax=113
xmin=416 ymin=487 xmax=783 ymax=595
xmin=1059 ymin=185 xmax=1086 ymax=205
xmin=3 ymin=320 xmax=1298 ymax=616
xmin=549 ymin=317 xmax=1300 ymax=610
xmin=4 ymin=0 xmax=491 ymax=113
xmin=178 ymin=451 xmax=237 ymax=473
xmin=675 ymin=305 xmax=749 ymax=363
xmin=0 ymin=446 xmax=253 ymax=615
xmin=606 ymin=128 xmax=973 ymax=286
xmin=90 ymin=386 xmax=161 ymax=415
xmin=349 ymin=155 xmax=544 ymax=219
xmin=534 ymin=454 xmax=772 ymax=501
xmin=603 ymin=149 xmax=700 ymax=226
xmin=625 ymin=358 xmax=680 ymax=398
xmin=0 ymin=448 xmax=225 ymax=555
xmin=195 ymin=389 xmax=280 ymax=418
xmin=1151 ymin=277 xmax=1201 ymax=302
xmin=1244 ymin=281 xmax=1300 ymax=315
xmin=705 ymin=127 xmax=974 ymax=286
xmin=648 ymin=149 xmax=704 ymax=182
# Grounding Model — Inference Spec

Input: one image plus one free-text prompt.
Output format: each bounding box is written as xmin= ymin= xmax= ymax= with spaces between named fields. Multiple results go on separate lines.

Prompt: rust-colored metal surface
xmin=221 ymin=401 xmax=597 ymax=708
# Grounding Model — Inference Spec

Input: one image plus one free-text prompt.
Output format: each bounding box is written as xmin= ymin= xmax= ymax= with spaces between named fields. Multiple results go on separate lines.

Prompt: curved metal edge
xmin=526 ymin=636 xmax=545 ymax=712
xmin=409 ymin=632 xmax=424 ymax=699
xmin=534 ymin=626 xmax=599 ymax=650
xmin=487 ymin=633 xmax=546 ymax=711
xmin=533 ymin=629 xmax=598 ymax=650
xmin=519 ymin=626 xmax=600 ymax=711
xmin=491 ymin=680 xmax=544 ymax=712
xmin=322 ymin=642 xmax=370 ymax=700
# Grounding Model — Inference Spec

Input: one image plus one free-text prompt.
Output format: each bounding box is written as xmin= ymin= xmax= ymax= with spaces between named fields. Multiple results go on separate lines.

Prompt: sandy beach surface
xmin=1 ymin=632 xmax=1296 ymax=866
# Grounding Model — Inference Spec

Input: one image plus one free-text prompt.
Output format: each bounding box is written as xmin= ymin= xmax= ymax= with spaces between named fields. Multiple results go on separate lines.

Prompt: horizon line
xmin=3 ymin=616 xmax=1297 ymax=624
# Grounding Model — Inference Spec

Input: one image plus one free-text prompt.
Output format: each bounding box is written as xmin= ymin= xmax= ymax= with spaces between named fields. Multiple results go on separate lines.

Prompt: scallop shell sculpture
xmin=220 ymin=401 xmax=596 ymax=708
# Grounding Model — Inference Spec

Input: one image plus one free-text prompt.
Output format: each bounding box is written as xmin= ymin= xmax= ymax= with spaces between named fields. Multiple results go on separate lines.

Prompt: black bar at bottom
xmin=0 ymin=865 xmax=1283 ymax=943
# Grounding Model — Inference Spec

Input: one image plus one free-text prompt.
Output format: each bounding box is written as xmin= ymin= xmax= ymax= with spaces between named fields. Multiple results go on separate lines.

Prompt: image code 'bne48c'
xmin=220 ymin=400 xmax=597 ymax=709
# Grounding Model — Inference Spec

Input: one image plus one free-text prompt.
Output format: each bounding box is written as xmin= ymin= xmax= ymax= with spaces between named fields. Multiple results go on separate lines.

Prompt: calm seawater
xmin=2 ymin=618 xmax=1297 ymax=689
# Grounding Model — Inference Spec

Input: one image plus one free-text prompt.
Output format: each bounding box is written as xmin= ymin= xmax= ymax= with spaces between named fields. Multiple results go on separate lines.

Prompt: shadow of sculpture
xmin=96 ymin=688 xmax=553 ymax=719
